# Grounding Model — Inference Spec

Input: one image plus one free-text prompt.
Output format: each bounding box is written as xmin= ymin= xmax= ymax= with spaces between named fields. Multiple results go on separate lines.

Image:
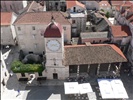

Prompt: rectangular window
xmin=29 ymin=51 xmax=33 ymax=54
xmin=38 ymin=72 xmax=42 ymax=76
xmin=32 ymin=26 xmax=35 ymax=30
xmin=18 ymin=27 xmax=21 ymax=31
xmin=5 ymin=72 xmax=7 ymax=76
xmin=21 ymin=73 xmax=25 ymax=77
xmin=63 ymin=27 xmax=66 ymax=30
xmin=72 ymin=20 xmax=75 ymax=24
xmin=10 ymin=5 xmax=12 ymax=10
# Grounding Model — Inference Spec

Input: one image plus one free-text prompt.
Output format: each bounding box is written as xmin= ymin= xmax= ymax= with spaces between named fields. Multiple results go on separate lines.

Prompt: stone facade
xmin=1 ymin=1 xmax=27 ymax=14
xmin=1 ymin=12 xmax=17 ymax=46
xmin=67 ymin=5 xmax=87 ymax=36
xmin=14 ymin=24 xmax=71 ymax=54
xmin=46 ymin=0 xmax=66 ymax=11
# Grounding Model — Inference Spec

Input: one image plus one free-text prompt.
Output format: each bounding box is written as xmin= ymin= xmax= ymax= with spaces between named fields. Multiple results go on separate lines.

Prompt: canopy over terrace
xmin=97 ymin=79 xmax=128 ymax=99
xmin=63 ymin=44 xmax=127 ymax=76
xmin=64 ymin=82 xmax=79 ymax=94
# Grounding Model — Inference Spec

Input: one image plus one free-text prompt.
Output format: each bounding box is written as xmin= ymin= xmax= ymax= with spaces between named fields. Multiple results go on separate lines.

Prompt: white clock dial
xmin=46 ymin=40 xmax=61 ymax=52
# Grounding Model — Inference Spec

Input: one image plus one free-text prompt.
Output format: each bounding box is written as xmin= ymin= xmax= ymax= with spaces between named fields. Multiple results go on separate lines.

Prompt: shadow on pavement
xmin=25 ymin=86 xmax=66 ymax=100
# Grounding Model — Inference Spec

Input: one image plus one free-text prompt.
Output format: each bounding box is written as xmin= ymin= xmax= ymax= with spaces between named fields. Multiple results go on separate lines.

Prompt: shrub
xmin=101 ymin=9 xmax=104 ymax=12
xmin=105 ymin=12 xmax=110 ymax=18
xmin=11 ymin=60 xmax=44 ymax=73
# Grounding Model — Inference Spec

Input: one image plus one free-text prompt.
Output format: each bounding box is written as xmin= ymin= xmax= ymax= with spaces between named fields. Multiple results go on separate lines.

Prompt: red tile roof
xmin=1 ymin=12 xmax=12 ymax=26
xmin=111 ymin=1 xmax=123 ymax=6
xmin=64 ymin=44 xmax=127 ymax=65
xmin=116 ymin=5 xmax=121 ymax=11
xmin=66 ymin=0 xmax=85 ymax=9
xmin=14 ymin=11 xmax=71 ymax=25
xmin=99 ymin=1 xmax=111 ymax=7
xmin=44 ymin=22 xmax=62 ymax=38
xmin=111 ymin=26 xmax=131 ymax=37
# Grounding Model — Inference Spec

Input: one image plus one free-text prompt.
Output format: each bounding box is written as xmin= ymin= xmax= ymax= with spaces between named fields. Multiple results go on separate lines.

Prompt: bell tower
xmin=43 ymin=16 xmax=68 ymax=79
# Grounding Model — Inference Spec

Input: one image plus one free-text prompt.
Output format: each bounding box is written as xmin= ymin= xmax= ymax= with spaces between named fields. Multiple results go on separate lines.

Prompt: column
xmin=123 ymin=46 xmax=126 ymax=53
xmin=87 ymin=64 xmax=90 ymax=73
xmin=97 ymin=64 xmax=100 ymax=75
xmin=118 ymin=62 xmax=122 ymax=71
xmin=77 ymin=65 xmax=79 ymax=77
xmin=107 ymin=63 xmax=111 ymax=74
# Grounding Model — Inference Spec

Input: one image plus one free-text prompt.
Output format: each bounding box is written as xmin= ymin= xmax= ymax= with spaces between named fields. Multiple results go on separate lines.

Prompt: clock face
xmin=46 ymin=40 xmax=61 ymax=52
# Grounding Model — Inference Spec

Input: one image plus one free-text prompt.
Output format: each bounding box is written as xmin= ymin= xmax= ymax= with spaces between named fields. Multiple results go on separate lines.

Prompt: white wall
xmin=72 ymin=17 xmax=86 ymax=33
xmin=14 ymin=24 xmax=46 ymax=54
xmin=121 ymin=36 xmax=132 ymax=45
xmin=44 ymin=37 xmax=64 ymax=67
xmin=11 ymin=13 xmax=17 ymax=40
xmin=22 ymin=0 xmax=27 ymax=8
xmin=1 ymin=26 xmax=15 ymax=45
xmin=70 ymin=5 xmax=85 ymax=13
xmin=1 ymin=52 xmax=9 ymax=94
xmin=46 ymin=67 xmax=69 ymax=79
xmin=62 ymin=25 xmax=71 ymax=43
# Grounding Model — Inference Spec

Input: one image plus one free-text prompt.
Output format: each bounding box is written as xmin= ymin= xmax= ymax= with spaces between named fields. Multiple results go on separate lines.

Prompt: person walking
xmin=16 ymin=89 xmax=21 ymax=97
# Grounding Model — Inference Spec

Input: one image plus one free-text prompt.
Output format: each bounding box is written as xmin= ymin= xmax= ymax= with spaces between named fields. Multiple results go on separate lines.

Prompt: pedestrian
xmin=16 ymin=89 xmax=21 ymax=97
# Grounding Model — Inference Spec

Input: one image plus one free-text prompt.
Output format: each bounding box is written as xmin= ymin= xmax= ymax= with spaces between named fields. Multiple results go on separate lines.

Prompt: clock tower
xmin=44 ymin=18 xmax=69 ymax=79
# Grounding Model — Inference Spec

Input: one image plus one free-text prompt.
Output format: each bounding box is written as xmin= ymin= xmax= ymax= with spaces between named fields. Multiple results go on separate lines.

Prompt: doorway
xmin=53 ymin=73 xmax=58 ymax=79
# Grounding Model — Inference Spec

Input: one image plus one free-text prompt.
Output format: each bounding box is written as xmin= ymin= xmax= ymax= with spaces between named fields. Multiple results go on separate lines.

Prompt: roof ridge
xmin=59 ymin=11 xmax=71 ymax=25
xmin=110 ymin=45 xmax=127 ymax=60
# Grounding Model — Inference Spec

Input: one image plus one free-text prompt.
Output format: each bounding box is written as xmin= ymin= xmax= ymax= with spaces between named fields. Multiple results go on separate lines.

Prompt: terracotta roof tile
xmin=111 ymin=1 xmax=123 ymax=6
xmin=63 ymin=44 xmax=127 ymax=66
xmin=14 ymin=11 xmax=71 ymax=25
xmin=99 ymin=1 xmax=111 ymax=7
xmin=111 ymin=26 xmax=131 ymax=37
xmin=66 ymin=0 xmax=85 ymax=9
xmin=1 ymin=12 xmax=12 ymax=26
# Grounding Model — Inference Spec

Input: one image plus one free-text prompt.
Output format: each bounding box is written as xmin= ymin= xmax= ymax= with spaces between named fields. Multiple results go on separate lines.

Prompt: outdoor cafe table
xmin=64 ymin=82 xmax=79 ymax=94
xmin=110 ymin=79 xmax=128 ymax=99
xmin=97 ymin=79 xmax=115 ymax=99
xmin=79 ymin=83 xmax=93 ymax=94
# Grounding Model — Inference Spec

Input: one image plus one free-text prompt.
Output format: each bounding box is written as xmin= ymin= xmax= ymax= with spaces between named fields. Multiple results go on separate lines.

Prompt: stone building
xmin=99 ymin=1 xmax=112 ymax=14
xmin=43 ymin=21 xmax=69 ymax=79
xmin=1 ymin=1 xmax=27 ymax=14
xmin=80 ymin=31 xmax=109 ymax=44
xmin=13 ymin=11 xmax=71 ymax=54
xmin=43 ymin=20 xmax=127 ymax=79
xmin=66 ymin=0 xmax=87 ymax=36
xmin=63 ymin=44 xmax=127 ymax=78
xmin=110 ymin=25 xmax=132 ymax=53
xmin=1 ymin=12 xmax=17 ymax=46
xmin=113 ymin=1 xmax=133 ymax=66
xmin=45 ymin=0 xmax=66 ymax=11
